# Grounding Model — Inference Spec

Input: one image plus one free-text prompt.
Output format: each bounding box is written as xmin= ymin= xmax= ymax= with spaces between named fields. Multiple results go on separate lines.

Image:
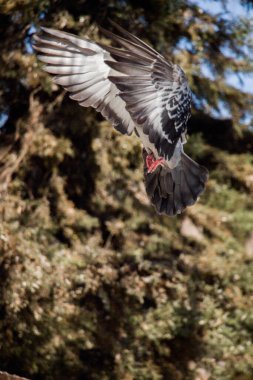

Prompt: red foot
xmin=146 ymin=153 xmax=165 ymax=173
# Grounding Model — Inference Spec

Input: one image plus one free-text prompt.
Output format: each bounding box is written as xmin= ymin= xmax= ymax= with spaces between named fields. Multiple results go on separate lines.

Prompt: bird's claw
xmin=146 ymin=153 xmax=165 ymax=173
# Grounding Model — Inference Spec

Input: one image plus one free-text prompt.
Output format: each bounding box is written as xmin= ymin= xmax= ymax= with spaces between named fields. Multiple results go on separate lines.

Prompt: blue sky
xmin=194 ymin=0 xmax=250 ymax=17
xmin=0 ymin=112 xmax=9 ymax=129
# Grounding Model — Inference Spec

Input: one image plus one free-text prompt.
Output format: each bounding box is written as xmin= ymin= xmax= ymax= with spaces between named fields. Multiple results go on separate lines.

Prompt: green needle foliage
xmin=0 ymin=1 xmax=253 ymax=379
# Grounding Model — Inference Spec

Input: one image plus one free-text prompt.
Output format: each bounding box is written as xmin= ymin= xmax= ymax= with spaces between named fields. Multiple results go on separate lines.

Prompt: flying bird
xmin=33 ymin=21 xmax=208 ymax=216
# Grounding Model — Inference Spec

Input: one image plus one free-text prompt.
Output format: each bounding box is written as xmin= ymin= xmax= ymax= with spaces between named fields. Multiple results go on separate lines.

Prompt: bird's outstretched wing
xmin=101 ymin=21 xmax=192 ymax=160
xmin=33 ymin=27 xmax=135 ymax=135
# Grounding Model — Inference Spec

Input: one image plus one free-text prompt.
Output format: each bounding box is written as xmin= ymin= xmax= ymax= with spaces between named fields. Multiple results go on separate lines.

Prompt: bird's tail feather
xmin=143 ymin=150 xmax=208 ymax=216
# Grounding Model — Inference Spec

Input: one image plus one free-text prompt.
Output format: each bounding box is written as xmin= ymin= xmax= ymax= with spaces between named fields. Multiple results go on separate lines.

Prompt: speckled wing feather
xmin=101 ymin=22 xmax=192 ymax=160
xmin=33 ymin=27 xmax=135 ymax=135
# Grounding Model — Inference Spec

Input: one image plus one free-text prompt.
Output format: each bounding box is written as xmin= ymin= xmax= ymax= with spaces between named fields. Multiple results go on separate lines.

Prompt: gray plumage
xmin=33 ymin=21 xmax=208 ymax=216
xmin=143 ymin=150 xmax=208 ymax=215
xmin=33 ymin=26 xmax=135 ymax=135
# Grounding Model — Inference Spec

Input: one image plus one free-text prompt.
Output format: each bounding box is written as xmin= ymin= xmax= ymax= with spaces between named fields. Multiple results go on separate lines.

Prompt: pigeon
xmin=33 ymin=21 xmax=208 ymax=216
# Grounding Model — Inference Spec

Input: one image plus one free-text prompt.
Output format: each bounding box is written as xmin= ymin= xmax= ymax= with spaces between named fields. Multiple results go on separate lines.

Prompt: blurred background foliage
xmin=0 ymin=0 xmax=253 ymax=379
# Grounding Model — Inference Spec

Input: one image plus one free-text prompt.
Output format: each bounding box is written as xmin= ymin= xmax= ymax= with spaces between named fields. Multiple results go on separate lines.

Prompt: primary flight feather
xmin=33 ymin=21 xmax=208 ymax=216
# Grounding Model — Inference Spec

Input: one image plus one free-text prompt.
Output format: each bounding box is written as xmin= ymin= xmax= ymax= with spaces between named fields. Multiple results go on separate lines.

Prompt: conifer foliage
xmin=0 ymin=1 xmax=253 ymax=379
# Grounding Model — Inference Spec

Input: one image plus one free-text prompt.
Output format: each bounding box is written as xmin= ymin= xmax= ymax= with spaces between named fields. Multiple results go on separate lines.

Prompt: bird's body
xmin=33 ymin=21 xmax=208 ymax=215
xmin=136 ymin=124 xmax=183 ymax=169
